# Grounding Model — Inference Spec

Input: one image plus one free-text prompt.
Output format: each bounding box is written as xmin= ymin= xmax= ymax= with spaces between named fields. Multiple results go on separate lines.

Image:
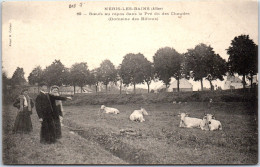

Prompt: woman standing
xmin=35 ymin=86 xmax=71 ymax=144
xmin=49 ymin=85 xmax=64 ymax=139
xmin=13 ymin=88 xmax=34 ymax=133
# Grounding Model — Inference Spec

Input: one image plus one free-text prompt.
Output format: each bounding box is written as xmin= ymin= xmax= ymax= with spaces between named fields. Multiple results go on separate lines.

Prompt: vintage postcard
xmin=2 ymin=0 xmax=258 ymax=165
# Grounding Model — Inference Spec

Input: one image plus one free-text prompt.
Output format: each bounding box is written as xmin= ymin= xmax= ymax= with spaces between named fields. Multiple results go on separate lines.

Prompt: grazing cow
xmin=100 ymin=105 xmax=120 ymax=114
xmin=130 ymin=107 xmax=148 ymax=122
xmin=205 ymin=114 xmax=222 ymax=131
xmin=178 ymin=113 xmax=202 ymax=128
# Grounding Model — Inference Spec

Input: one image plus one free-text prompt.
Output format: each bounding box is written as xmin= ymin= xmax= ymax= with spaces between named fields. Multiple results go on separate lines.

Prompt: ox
xmin=200 ymin=115 xmax=210 ymax=131
xmin=178 ymin=113 xmax=202 ymax=128
xmin=130 ymin=107 xmax=148 ymax=122
xmin=100 ymin=105 xmax=120 ymax=114
xmin=205 ymin=114 xmax=222 ymax=131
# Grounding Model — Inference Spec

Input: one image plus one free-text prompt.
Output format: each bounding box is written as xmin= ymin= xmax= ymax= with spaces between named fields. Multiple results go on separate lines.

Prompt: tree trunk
xmin=81 ymin=87 xmax=83 ymax=93
xmin=134 ymin=83 xmax=136 ymax=94
xmin=242 ymin=74 xmax=246 ymax=89
xmin=73 ymin=84 xmax=76 ymax=95
xmin=200 ymin=79 xmax=203 ymax=91
xmin=147 ymin=82 xmax=150 ymax=93
xmin=37 ymin=85 xmax=40 ymax=93
xmin=105 ymin=84 xmax=108 ymax=94
xmin=120 ymin=80 xmax=122 ymax=94
xmin=209 ymin=80 xmax=213 ymax=91
xmin=177 ymin=78 xmax=180 ymax=92
xmin=250 ymin=74 xmax=253 ymax=88
xmin=95 ymin=83 xmax=98 ymax=94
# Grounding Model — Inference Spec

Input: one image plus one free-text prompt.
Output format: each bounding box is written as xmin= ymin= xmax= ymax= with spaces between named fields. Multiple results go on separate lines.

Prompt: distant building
xmin=27 ymin=85 xmax=94 ymax=95
xmin=167 ymin=78 xmax=193 ymax=92
xmin=152 ymin=82 xmax=166 ymax=93
xmin=27 ymin=85 xmax=47 ymax=94
xmin=224 ymin=75 xmax=243 ymax=90
xmin=59 ymin=86 xmax=94 ymax=95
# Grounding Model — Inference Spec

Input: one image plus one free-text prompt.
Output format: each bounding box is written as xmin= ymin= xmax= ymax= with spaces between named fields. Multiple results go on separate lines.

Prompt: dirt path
xmin=2 ymin=104 xmax=126 ymax=164
xmin=69 ymin=125 xmax=161 ymax=164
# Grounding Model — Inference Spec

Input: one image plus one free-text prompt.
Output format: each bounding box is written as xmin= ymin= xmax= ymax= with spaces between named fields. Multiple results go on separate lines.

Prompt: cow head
xmin=100 ymin=105 xmax=106 ymax=110
xmin=206 ymin=114 xmax=216 ymax=122
xmin=141 ymin=107 xmax=148 ymax=115
xmin=180 ymin=113 xmax=187 ymax=120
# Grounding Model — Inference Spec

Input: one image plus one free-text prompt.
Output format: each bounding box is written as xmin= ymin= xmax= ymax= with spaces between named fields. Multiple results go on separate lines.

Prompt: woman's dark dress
xmin=35 ymin=92 xmax=67 ymax=144
xmin=13 ymin=97 xmax=34 ymax=133
xmin=54 ymin=104 xmax=63 ymax=139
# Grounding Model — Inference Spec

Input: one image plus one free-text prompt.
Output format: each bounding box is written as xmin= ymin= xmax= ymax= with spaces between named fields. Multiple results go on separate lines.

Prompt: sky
xmin=2 ymin=0 xmax=258 ymax=90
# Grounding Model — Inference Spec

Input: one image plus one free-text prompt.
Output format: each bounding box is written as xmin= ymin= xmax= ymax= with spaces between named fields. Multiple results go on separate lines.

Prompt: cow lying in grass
xmin=178 ymin=113 xmax=202 ymax=128
xmin=199 ymin=115 xmax=210 ymax=131
xmin=100 ymin=105 xmax=120 ymax=114
xmin=205 ymin=114 xmax=222 ymax=131
xmin=178 ymin=113 xmax=222 ymax=131
xmin=130 ymin=107 xmax=148 ymax=122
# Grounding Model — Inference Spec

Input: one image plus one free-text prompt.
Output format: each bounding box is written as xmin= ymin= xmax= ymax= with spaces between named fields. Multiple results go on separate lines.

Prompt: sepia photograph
xmin=2 ymin=0 xmax=258 ymax=165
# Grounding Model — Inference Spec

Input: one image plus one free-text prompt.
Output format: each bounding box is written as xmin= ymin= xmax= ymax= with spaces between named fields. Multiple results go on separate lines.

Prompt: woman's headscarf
xmin=50 ymin=85 xmax=64 ymax=112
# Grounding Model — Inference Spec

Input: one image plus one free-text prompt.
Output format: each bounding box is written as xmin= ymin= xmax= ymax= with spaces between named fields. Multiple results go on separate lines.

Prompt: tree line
xmin=3 ymin=34 xmax=258 ymax=94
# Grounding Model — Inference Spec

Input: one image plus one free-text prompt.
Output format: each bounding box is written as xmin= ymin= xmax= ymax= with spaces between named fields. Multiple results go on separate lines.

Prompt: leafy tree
xmin=227 ymin=35 xmax=257 ymax=89
xmin=88 ymin=70 xmax=96 ymax=87
xmin=28 ymin=66 xmax=44 ymax=92
xmin=117 ymin=65 xmax=123 ymax=94
xmin=153 ymin=47 xmax=183 ymax=91
xmin=171 ymin=53 xmax=184 ymax=92
xmin=91 ymin=68 xmax=102 ymax=94
xmin=2 ymin=71 xmax=10 ymax=94
xmin=69 ymin=62 xmax=90 ymax=94
xmin=120 ymin=53 xmax=150 ymax=94
xmin=98 ymin=60 xmax=117 ymax=94
xmin=142 ymin=60 xmax=154 ymax=93
xmin=43 ymin=60 xmax=68 ymax=87
xmin=204 ymin=54 xmax=227 ymax=90
xmin=246 ymin=45 xmax=258 ymax=88
xmin=10 ymin=67 xmax=26 ymax=87
xmin=185 ymin=44 xmax=215 ymax=91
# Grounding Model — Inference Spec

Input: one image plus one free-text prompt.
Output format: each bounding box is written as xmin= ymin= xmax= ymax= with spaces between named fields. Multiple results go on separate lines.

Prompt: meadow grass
xmin=63 ymin=102 xmax=258 ymax=164
xmin=3 ymin=101 xmax=257 ymax=164
xmin=2 ymin=105 xmax=126 ymax=164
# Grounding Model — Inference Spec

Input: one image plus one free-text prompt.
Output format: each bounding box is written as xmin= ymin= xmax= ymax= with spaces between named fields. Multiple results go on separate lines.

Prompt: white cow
xmin=200 ymin=115 xmax=210 ymax=131
xmin=205 ymin=114 xmax=222 ymax=131
xmin=100 ymin=105 xmax=120 ymax=114
xmin=130 ymin=107 xmax=148 ymax=122
xmin=178 ymin=113 xmax=202 ymax=128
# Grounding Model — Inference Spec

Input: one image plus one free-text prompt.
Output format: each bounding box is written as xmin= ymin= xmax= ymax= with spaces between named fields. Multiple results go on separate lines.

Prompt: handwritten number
xmin=69 ymin=4 xmax=76 ymax=8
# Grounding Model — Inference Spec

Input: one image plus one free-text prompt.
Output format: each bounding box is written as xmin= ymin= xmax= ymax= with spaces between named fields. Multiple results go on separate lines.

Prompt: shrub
xmin=62 ymin=89 xmax=257 ymax=105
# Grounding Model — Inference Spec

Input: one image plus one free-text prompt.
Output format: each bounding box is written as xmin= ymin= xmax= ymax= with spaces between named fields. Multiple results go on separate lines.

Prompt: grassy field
xmin=3 ymin=101 xmax=258 ymax=164
xmin=2 ymin=105 xmax=126 ymax=164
